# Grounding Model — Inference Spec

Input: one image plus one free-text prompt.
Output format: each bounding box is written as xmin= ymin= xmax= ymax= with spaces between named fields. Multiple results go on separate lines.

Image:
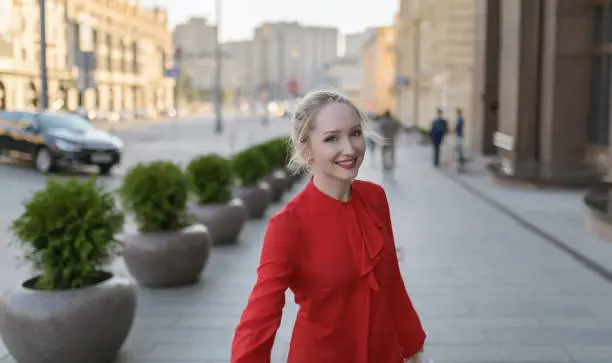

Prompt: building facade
xmin=252 ymin=22 xmax=338 ymax=101
xmin=173 ymin=17 xmax=217 ymax=57
xmin=394 ymin=0 xmax=475 ymax=127
xmin=472 ymin=0 xmax=612 ymax=183
xmin=0 ymin=0 xmax=174 ymax=115
xmin=344 ymin=28 xmax=376 ymax=57
xmin=318 ymin=56 xmax=363 ymax=100
xmin=361 ymin=26 xmax=396 ymax=113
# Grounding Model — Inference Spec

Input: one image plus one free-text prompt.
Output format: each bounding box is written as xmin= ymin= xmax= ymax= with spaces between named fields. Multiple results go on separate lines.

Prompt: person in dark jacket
xmin=455 ymin=108 xmax=465 ymax=165
xmin=429 ymin=108 xmax=448 ymax=167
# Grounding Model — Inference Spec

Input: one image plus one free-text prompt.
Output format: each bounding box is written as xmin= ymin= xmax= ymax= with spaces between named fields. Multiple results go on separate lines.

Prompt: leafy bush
xmin=256 ymin=137 xmax=292 ymax=169
xmin=417 ymin=127 xmax=429 ymax=136
xmin=120 ymin=161 xmax=190 ymax=232
xmin=255 ymin=142 xmax=283 ymax=170
xmin=231 ymin=147 xmax=270 ymax=187
xmin=186 ymin=154 xmax=233 ymax=205
xmin=10 ymin=178 xmax=124 ymax=290
xmin=269 ymin=137 xmax=291 ymax=167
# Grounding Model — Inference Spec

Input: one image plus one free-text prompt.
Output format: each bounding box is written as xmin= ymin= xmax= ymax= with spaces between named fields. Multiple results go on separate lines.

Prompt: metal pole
xmin=214 ymin=0 xmax=223 ymax=134
xmin=39 ymin=0 xmax=49 ymax=110
xmin=261 ymin=27 xmax=269 ymax=126
xmin=412 ymin=15 xmax=420 ymax=129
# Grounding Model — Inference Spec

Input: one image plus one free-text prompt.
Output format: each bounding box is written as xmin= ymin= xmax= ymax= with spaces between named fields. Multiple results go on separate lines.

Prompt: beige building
xmin=361 ymin=26 xmax=396 ymax=114
xmin=173 ymin=17 xmax=217 ymax=57
xmin=394 ymin=0 xmax=475 ymax=130
xmin=0 ymin=0 xmax=174 ymax=115
xmin=252 ymin=22 xmax=338 ymax=100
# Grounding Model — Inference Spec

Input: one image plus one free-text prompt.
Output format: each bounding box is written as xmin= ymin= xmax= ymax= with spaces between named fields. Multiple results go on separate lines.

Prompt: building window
xmin=107 ymin=34 xmax=113 ymax=72
xmin=121 ymin=42 xmax=127 ymax=73
xmin=132 ymin=42 xmax=139 ymax=73
xmin=161 ymin=49 xmax=166 ymax=76
xmin=92 ymin=29 xmax=99 ymax=70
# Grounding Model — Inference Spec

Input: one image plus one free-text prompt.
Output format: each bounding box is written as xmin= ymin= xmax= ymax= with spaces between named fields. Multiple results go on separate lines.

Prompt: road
xmin=1 ymin=126 xmax=612 ymax=362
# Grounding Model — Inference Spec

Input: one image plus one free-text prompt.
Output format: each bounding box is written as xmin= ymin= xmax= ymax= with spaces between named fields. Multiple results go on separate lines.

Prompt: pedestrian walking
xmin=454 ymin=108 xmax=465 ymax=169
xmin=378 ymin=110 xmax=402 ymax=173
xmin=366 ymin=112 xmax=380 ymax=158
xmin=429 ymin=108 xmax=448 ymax=167
xmin=231 ymin=89 xmax=426 ymax=363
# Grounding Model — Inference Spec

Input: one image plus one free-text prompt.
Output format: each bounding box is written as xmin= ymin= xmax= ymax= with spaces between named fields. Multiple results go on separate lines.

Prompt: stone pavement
xmin=439 ymin=152 xmax=612 ymax=283
xmin=2 ymin=134 xmax=612 ymax=362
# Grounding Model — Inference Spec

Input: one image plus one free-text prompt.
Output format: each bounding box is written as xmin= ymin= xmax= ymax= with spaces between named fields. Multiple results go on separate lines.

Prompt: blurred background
xmin=2 ymin=0 xmax=612 ymax=362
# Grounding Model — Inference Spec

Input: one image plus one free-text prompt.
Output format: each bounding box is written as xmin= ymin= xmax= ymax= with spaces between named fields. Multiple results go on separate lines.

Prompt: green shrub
xmin=119 ymin=161 xmax=190 ymax=232
xmin=231 ymin=147 xmax=270 ymax=187
xmin=256 ymin=138 xmax=292 ymax=169
xmin=10 ymin=178 xmax=124 ymax=290
xmin=255 ymin=142 xmax=282 ymax=170
xmin=268 ymin=137 xmax=291 ymax=167
xmin=186 ymin=154 xmax=233 ymax=205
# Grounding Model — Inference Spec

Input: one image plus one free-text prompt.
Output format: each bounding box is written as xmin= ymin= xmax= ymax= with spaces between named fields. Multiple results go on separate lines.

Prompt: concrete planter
xmin=232 ymin=182 xmax=271 ymax=219
xmin=188 ymin=198 xmax=248 ymax=246
xmin=0 ymin=272 xmax=136 ymax=363
xmin=123 ymin=224 xmax=211 ymax=287
xmin=286 ymin=168 xmax=305 ymax=187
xmin=264 ymin=169 xmax=288 ymax=202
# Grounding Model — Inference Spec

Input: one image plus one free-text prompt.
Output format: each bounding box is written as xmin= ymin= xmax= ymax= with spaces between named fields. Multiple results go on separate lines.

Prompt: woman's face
xmin=305 ymin=102 xmax=365 ymax=182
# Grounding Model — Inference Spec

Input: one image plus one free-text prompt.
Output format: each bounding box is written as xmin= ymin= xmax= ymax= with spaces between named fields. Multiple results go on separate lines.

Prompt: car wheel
xmin=99 ymin=164 xmax=113 ymax=175
xmin=35 ymin=147 xmax=55 ymax=174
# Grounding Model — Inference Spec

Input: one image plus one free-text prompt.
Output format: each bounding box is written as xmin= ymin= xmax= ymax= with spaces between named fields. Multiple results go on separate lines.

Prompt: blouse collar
xmin=304 ymin=177 xmax=356 ymax=208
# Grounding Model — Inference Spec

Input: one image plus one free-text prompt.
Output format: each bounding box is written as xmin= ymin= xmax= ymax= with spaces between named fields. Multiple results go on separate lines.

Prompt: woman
xmin=231 ymin=90 xmax=426 ymax=363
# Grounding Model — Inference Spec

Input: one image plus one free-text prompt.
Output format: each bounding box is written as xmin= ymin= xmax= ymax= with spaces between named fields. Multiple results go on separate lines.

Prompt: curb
xmin=442 ymin=168 xmax=612 ymax=285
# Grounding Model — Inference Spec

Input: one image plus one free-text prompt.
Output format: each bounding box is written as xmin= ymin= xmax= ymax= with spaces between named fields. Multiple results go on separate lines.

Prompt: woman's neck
xmin=312 ymin=174 xmax=352 ymax=202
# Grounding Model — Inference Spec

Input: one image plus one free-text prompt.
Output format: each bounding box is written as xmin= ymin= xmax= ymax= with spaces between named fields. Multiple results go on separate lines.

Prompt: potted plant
xmin=186 ymin=154 xmax=248 ymax=245
xmin=0 ymin=178 xmax=135 ymax=363
xmin=231 ymin=147 xmax=272 ymax=219
xmin=119 ymin=161 xmax=211 ymax=287
xmin=256 ymin=140 xmax=288 ymax=202
xmin=417 ymin=127 xmax=431 ymax=145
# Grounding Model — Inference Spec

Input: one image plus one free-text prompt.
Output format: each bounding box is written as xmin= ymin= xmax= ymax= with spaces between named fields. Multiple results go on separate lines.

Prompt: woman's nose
xmin=341 ymin=137 xmax=356 ymax=154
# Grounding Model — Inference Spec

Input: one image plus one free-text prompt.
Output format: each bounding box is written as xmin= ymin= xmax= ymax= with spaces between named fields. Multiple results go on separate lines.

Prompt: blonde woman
xmin=231 ymin=90 xmax=426 ymax=363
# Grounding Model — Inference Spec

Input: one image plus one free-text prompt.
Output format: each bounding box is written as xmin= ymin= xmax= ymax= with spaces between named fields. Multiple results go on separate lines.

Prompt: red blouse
xmin=231 ymin=179 xmax=426 ymax=363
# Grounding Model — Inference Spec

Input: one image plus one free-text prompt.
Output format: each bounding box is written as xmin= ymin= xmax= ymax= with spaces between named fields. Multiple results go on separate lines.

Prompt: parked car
xmin=0 ymin=111 xmax=124 ymax=174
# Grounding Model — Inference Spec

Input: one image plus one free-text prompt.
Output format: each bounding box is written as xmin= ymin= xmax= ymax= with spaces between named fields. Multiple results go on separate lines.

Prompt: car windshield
xmin=37 ymin=112 xmax=94 ymax=132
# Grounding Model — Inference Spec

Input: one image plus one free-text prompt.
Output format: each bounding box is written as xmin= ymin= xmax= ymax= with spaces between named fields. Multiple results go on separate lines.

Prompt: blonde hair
xmin=287 ymin=89 xmax=376 ymax=174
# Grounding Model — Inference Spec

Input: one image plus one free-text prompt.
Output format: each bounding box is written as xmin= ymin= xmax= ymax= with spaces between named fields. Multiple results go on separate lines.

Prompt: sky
xmin=138 ymin=0 xmax=398 ymax=42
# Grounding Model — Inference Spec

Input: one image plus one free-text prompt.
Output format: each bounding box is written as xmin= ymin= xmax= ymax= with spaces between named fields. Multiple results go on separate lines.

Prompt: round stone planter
xmin=0 ymin=272 xmax=136 ymax=363
xmin=187 ymin=198 xmax=248 ymax=246
xmin=232 ymin=182 xmax=271 ymax=219
xmin=286 ymin=168 xmax=305 ymax=187
xmin=123 ymin=224 xmax=211 ymax=287
xmin=264 ymin=169 xmax=288 ymax=203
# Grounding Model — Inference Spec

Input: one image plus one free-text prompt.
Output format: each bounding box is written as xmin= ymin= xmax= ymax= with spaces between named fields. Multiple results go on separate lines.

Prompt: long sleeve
xmin=377 ymin=186 xmax=426 ymax=358
xmin=231 ymin=211 xmax=295 ymax=363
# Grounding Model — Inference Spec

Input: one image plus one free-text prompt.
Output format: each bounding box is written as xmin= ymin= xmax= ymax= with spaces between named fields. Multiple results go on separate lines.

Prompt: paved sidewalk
xmin=438 ymin=148 xmax=612 ymax=282
xmin=2 ymin=140 xmax=612 ymax=362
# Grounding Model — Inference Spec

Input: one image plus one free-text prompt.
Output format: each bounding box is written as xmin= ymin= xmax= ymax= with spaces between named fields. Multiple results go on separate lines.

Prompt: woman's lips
xmin=336 ymin=158 xmax=358 ymax=169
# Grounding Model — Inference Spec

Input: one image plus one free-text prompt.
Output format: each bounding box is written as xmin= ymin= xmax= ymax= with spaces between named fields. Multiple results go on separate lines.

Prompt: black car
xmin=0 ymin=111 xmax=123 ymax=174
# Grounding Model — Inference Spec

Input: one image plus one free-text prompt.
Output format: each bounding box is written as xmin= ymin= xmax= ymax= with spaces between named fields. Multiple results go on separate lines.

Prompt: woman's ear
xmin=301 ymin=145 xmax=313 ymax=165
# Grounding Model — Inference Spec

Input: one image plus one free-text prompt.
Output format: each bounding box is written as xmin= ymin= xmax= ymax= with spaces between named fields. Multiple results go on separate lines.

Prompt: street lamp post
xmin=213 ymin=0 xmax=223 ymax=134
xmin=39 ymin=0 xmax=49 ymax=110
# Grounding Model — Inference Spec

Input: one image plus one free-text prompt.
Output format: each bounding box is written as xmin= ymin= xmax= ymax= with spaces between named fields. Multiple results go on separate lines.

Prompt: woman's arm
xmin=231 ymin=211 xmax=295 ymax=363
xmin=377 ymin=185 xmax=427 ymax=358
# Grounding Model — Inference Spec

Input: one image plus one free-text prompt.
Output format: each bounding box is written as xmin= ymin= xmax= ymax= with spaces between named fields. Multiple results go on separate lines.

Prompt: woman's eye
xmin=324 ymin=136 xmax=337 ymax=142
xmin=352 ymin=130 xmax=362 ymax=137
